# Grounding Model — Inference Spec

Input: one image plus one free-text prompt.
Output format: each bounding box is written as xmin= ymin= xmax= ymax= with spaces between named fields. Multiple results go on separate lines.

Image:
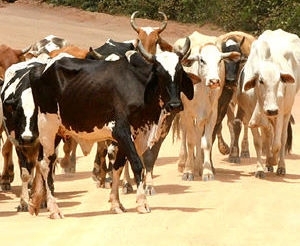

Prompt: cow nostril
xmin=166 ymin=101 xmax=183 ymax=112
xmin=266 ymin=109 xmax=278 ymax=116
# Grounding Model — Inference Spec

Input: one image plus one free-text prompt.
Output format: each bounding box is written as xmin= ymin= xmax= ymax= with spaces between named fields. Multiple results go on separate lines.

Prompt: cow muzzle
xmin=207 ymin=79 xmax=220 ymax=89
xmin=165 ymin=100 xmax=183 ymax=113
xmin=265 ymin=109 xmax=279 ymax=117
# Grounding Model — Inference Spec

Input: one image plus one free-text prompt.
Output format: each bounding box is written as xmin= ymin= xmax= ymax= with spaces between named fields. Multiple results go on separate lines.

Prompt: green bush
xmin=45 ymin=0 xmax=300 ymax=36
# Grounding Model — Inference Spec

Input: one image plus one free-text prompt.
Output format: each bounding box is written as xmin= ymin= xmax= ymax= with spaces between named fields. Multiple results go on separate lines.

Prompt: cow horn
xmin=130 ymin=11 xmax=140 ymax=33
xmin=21 ymin=45 xmax=32 ymax=54
xmin=89 ymin=47 xmax=105 ymax=60
xmin=158 ymin=12 xmax=168 ymax=33
xmin=137 ymin=40 xmax=154 ymax=62
xmin=175 ymin=37 xmax=191 ymax=60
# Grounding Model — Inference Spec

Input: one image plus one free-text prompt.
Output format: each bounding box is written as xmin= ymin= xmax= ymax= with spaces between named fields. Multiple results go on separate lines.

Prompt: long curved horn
xmin=158 ymin=11 xmax=168 ymax=33
xmin=174 ymin=37 xmax=191 ymax=60
xmin=130 ymin=11 xmax=140 ymax=33
xmin=137 ymin=40 xmax=154 ymax=62
xmin=88 ymin=47 xmax=105 ymax=60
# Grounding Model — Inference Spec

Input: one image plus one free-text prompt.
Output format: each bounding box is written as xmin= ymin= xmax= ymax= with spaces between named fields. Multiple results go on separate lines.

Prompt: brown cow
xmin=0 ymin=44 xmax=31 ymax=79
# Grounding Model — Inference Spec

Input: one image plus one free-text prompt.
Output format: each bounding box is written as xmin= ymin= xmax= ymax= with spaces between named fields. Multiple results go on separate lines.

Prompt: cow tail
xmin=172 ymin=114 xmax=181 ymax=143
xmin=286 ymin=115 xmax=294 ymax=154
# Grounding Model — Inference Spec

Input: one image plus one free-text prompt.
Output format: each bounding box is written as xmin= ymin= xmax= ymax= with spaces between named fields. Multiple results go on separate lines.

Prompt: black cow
xmin=210 ymin=37 xmax=244 ymax=167
xmin=59 ymin=39 xmax=137 ymax=175
xmin=28 ymin=39 xmax=193 ymax=219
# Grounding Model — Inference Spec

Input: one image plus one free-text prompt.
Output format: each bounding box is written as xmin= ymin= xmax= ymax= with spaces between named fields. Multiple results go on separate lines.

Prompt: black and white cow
xmin=28 ymin=39 xmax=194 ymax=219
xmin=0 ymin=52 xmax=74 ymax=211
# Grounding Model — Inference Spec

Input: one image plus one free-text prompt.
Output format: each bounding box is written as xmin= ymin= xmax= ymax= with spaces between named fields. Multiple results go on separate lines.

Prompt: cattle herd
xmin=0 ymin=11 xmax=299 ymax=219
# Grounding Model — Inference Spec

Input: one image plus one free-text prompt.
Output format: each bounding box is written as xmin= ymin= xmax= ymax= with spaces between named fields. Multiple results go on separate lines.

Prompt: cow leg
xmin=60 ymin=137 xmax=77 ymax=173
xmin=250 ymin=127 xmax=265 ymax=178
xmin=1 ymin=138 xmax=14 ymax=190
xmin=276 ymin=115 xmax=290 ymax=176
xmin=16 ymin=149 xmax=36 ymax=212
xmin=122 ymin=161 xmax=134 ymax=194
xmin=29 ymin=113 xmax=63 ymax=219
xmin=92 ymin=141 xmax=109 ymax=188
xmin=182 ymin=120 xmax=198 ymax=181
xmin=112 ymin=122 xmax=150 ymax=213
xmin=177 ymin=126 xmax=187 ymax=173
xmin=229 ymin=107 xmax=244 ymax=163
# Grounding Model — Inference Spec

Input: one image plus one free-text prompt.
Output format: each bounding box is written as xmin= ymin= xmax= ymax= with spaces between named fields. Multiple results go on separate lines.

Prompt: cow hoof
xmin=266 ymin=165 xmax=274 ymax=172
xmin=276 ymin=167 xmax=286 ymax=176
xmin=145 ymin=185 xmax=156 ymax=196
xmin=218 ymin=143 xmax=230 ymax=155
xmin=122 ymin=183 xmax=134 ymax=194
xmin=28 ymin=203 xmax=40 ymax=216
xmin=111 ymin=204 xmax=126 ymax=214
xmin=17 ymin=204 xmax=28 ymax=212
xmin=255 ymin=171 xmax=265 ymax=179
xmin=137 ymin=203 xmax=151 ymax=214
xmin=49 ymin=211 xmax=64 ymax=219
xmin=240 ymin=151 xmax=250 ymax=158
xmin=182 ymin=172 xmax=194 ymax=181
xmin=228 ymin=156 xmax=240 ymax=164
xmin=202 ymin=173 xmax=214 ymax=181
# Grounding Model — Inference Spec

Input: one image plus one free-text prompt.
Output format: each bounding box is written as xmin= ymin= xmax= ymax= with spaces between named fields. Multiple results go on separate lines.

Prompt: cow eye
xmin=200 ymin=58 xmax=206 ymax=65
xmin=259 ymin=78 xmax=264 ymax=84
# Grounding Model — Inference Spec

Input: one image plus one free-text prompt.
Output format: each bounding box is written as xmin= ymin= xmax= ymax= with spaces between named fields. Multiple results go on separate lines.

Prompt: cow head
xmin=131 ymin=11 xmax=173 ymax=54
xmin=137 ymin=38 xmax=194 ymax=113
xmin=3 ymin=86 xmax=39 ymax=147
xmin=26 ymin=35 xmax=67 ymax=59
xmin=221 ymin=37 xmax=244 ymax=86
xmin=0 ymin=44 xmax=31 ymax=79
xmin=243 ymin=60 xmax=294 ymax=117
xmin=185 ymin=43 xmax=241 ymax=88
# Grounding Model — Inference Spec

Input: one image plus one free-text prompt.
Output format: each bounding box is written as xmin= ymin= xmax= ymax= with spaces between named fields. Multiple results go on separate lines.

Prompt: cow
xmin=0 ymin=37 xmax=73 ymax=211
xmin=27 ymin=39 xmax=193 ymax=219
xmin=130 ymin=11 xmax=173 ymax=54
xmin=0 ymin=44 xmax=31 ymax=79
xmin=173 ymin=32 xmax=241 ymax=181
xmin=240 ymin=29 xmax=300 ymax=178
xmin=54 ymin=39 xmax=137 ymax=177
xmin=213 ymin=31 xmax=256 ymax=158
xmin=26 ymin=35 xmax=67 ymax=59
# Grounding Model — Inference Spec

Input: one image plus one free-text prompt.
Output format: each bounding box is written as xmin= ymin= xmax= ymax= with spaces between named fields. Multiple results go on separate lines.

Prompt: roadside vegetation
xmin=44 ymin=0 xmax=300 ymax=36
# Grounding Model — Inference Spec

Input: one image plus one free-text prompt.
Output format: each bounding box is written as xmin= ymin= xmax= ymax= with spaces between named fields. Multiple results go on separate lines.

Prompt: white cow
xmin=242 ymin=29 xmax=300 ymax=177
xmin=173 ymin=32 xmax=240 ymax=181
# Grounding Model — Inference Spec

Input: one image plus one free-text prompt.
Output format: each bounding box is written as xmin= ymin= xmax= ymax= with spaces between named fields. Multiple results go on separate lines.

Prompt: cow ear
xmin=243 ymin=76 xmax=257 ymax=91
xmin=144 ymin=72 xmax=158 ymax=104
xmin=280 ymin=73 xmax=295 ymax=83
xmin=187 ymin=72 xmax=201 ymax=85
xmin=181 ymin=72 xmax=194 ymax=100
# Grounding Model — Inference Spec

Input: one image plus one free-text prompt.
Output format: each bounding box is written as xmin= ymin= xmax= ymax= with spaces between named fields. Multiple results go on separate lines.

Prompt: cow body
xmin=213 ymin=32 xmax=256 ymax=162
xmin=28 ymin=43 xmax=193 ymax=218
xmin=241 ymin=29 xmax=300 ymax=177
xmin=173 ymin=32 xmax=240 ymax=181
xmin=1 ymin=57 xmax=48 ymax=210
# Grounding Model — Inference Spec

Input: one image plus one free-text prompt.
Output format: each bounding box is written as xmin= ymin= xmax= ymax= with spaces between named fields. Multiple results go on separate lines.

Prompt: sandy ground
xmin=1 ymin=1 xmax=300 ymax=246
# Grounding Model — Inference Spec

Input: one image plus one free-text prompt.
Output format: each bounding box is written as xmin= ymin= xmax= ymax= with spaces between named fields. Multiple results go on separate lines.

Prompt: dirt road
xmin=1 ymin=1 xmax=300 ymax=246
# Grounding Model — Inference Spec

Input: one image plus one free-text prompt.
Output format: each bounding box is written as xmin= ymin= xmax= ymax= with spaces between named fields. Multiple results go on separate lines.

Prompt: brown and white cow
xmin=130 ymin=11 xmax=173 ymax=54
xmin=241 ymin=29 xmax=300 ymax=177
xmin=173 ymin=31 xmax=240 ymax=181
